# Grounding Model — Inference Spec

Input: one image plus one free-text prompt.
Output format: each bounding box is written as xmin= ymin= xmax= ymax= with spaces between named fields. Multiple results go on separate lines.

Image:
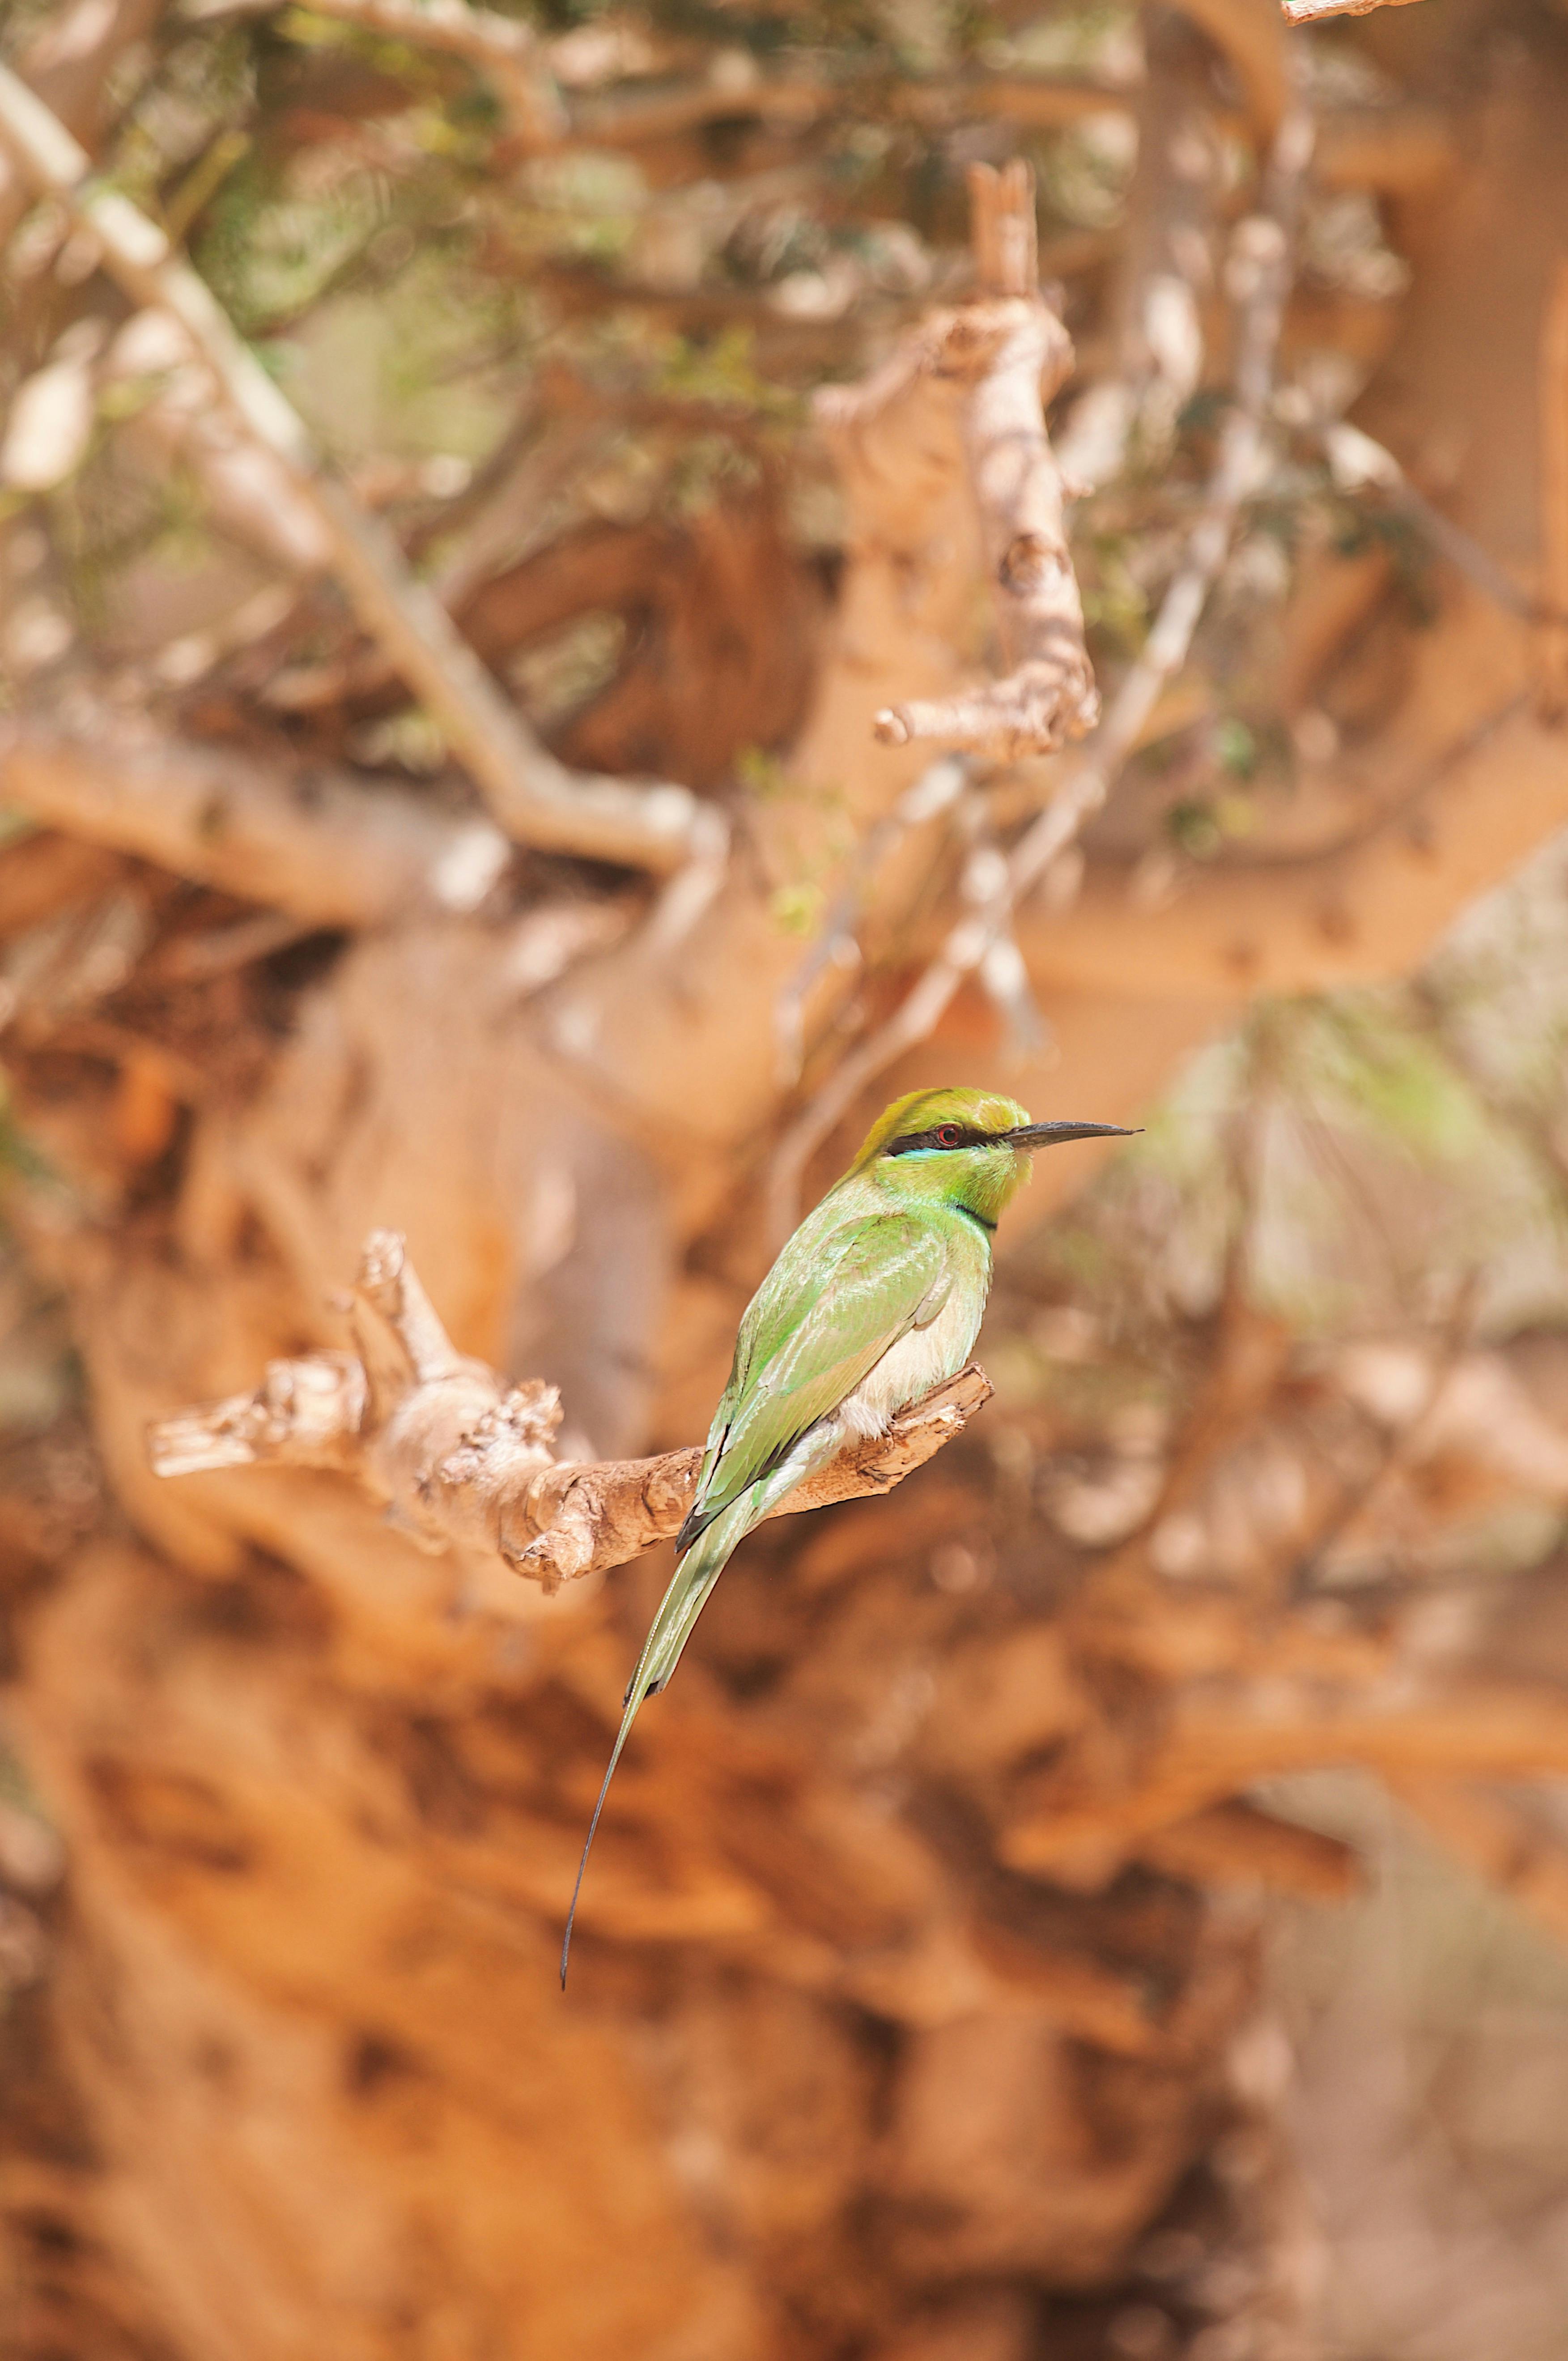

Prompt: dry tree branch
xmin=563 ymin=63 xmax=1361 ymax=157
xmin=562 ymin=76 xmax=1447 ymax=204
xmin=0 ymin=64 xmax=706 ymax=878
xmin=147 ymin=1233 xmax=994 ymax=1593
xmin=567 ymin=65 xmax=1135 ymax=151
xmin=1320 ymin=420 xmax=1536 ymax=622
xmin=1382 ymin=1777 xmax=1568 ymax=1950
xmin=0 ymin=707 xmax=513 ymax=926
xmin=871 ymin=163 xmax=1099 ymax=762
xmin=254 ymin=0 xmax=567 ymax=144
xmin=1134 ymin=1800 xmax=1361 ymax=1900
xmin=0 ymin=0 xmax=161 ymax=244
xmin=774 ymin=758 xmax=969 ymax=1085
xmin=1286 ymin=1272 xmax=1481 ymax=1601
xmin=1086 ymin=9 xmax=1223 ymax=486
xmin=956 ymin=800 xmax=1051 ymax=1061
xmin=1000 ymin=1675 xmax=1568 ymax=1875
xmin=145 ymin=17 xmax=1450 ymax=194
xmin=768 ymin=99 xmax=1315 ymax=1238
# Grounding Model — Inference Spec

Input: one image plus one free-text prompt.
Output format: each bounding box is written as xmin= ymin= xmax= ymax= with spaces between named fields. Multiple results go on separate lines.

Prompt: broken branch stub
xmin=146 ymin=1233 xmax=993 ymax=1594
xmin=869 ymin=162 xmax=1098 ymax=761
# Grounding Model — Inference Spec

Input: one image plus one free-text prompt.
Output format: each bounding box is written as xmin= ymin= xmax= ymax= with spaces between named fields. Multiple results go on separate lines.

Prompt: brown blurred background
xmin=4 ymin=0 xmax=1568 ymax=2352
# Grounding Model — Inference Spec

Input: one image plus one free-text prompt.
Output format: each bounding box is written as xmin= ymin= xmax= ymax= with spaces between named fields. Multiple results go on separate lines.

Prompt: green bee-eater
xmin=560 ymin=1084 xmax=1133 ymax=1982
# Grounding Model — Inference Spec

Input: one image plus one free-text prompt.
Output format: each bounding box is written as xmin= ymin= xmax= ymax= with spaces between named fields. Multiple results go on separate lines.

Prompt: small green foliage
xmin=505 ymin=614 xmax=626 ymax=731
xmin=1168 ymin=800 xmax=1222 ymax=858
xmin=736 ymin=747 xmax=789 ymax=800
xmin=1308 ymin=998 xmax=1486 ymax=1162
xmin=347 ymin=706 xmax=450 ymax=775
xmin=653 ymin=328 xmax=798 ymax=421
xmin=1079 ymin=532 xmax=1150 ymax=660
xmin=197 ymin=150 xmax=389 ymax=336
xmin=0 ymin=1078 xmax=54 ymax=1195
xmin=1036 ymin=114 xmax=1135 ymax=233
xmin=1215 ymin=716 xmax=1257 ymax=778
xmin=768 ymin=881 xmax=825 ymax=937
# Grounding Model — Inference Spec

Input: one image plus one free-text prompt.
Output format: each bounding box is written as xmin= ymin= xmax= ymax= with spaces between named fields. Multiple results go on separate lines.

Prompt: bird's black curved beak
xmin=1005 ymin=1121 xmax=1139 ymax=1149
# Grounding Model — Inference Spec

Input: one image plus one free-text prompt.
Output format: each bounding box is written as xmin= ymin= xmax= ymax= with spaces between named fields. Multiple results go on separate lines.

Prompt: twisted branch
xmin=147 ymin=1233 xmax=993 ymax=1593
xmin=867 ymin=164 xmax=1099 ymax=762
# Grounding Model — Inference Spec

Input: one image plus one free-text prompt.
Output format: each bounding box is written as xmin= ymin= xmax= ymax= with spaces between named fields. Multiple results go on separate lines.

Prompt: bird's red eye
xmin=937 ymin=1124 xmax=961 ymax=1147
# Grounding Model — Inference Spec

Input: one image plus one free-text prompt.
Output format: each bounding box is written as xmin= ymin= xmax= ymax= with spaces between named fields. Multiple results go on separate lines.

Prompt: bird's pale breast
xmin=836 ymin=1254 xmax=986 ymax=1440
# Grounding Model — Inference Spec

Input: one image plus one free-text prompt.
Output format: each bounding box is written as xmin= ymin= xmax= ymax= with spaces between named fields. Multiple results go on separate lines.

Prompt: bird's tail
xmin=559 ymin=1491 xmax=755 ymax=1988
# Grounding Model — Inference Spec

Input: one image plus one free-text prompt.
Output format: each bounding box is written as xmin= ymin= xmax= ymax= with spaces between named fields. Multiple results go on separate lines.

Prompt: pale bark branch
xmin=871 ymin=166 xmax=1098 ymax=762
xmin=0 ymin=0 xmax=161 ymax=243
xmin=0 ymin=64 xmax=706 ymax=878
xmin=0 ymin=707 xmax=513 ymax=928
xmin=146 ymin=1232 xmax=994 ymax=1593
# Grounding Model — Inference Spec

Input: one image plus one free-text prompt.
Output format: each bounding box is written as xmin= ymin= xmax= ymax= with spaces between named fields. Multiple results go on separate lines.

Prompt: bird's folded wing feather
xmin=690 ymin=1214 xmax=950 ymax=1528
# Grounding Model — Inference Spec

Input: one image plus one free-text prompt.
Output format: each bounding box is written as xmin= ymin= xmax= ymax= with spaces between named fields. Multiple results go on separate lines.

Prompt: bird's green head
xmin=849 ymin=1086 xmax=1135 ymax=1228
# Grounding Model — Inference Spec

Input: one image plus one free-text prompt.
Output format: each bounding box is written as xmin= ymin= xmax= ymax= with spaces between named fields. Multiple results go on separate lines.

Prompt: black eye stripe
xmin=883 ymin=1125 xmax=1000 ymax=1156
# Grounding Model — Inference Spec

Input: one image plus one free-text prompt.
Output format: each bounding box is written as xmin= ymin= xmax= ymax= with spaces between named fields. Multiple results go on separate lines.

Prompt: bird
xmin=560 ymin=1084 xmax=1135 ymax=1984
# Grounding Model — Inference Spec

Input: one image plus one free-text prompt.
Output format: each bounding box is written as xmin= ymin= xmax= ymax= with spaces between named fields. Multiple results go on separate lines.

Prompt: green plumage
xmin=680 ymin=1210 xmax=951 ymax=1545
xmin=560 ymin=1086 xmax=1133 ymax=1984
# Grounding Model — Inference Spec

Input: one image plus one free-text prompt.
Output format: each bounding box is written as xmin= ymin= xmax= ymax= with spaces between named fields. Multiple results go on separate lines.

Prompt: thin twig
xmin=0 ymin=64 xmax=707 ymax=878
xmin=774 ymin=757 xmax=968 ymax=1085
xmin=1287 ymin=1271 xmax=1481 ymax=1600
xmin=1320 ymin=419 xmax=1538 ymax=623
xmin=958 ymin=798 xmax=1049 ymax=1062
xmin=767 ymin=97 xmax=1315 ymax=1240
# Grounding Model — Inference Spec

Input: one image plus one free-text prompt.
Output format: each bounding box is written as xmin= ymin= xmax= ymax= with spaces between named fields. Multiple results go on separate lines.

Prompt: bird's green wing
xmin=686 ymin=1211 xmax=949 ymax=1538
xmin=563 ymin=1210 xmax=951 ymax=1986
